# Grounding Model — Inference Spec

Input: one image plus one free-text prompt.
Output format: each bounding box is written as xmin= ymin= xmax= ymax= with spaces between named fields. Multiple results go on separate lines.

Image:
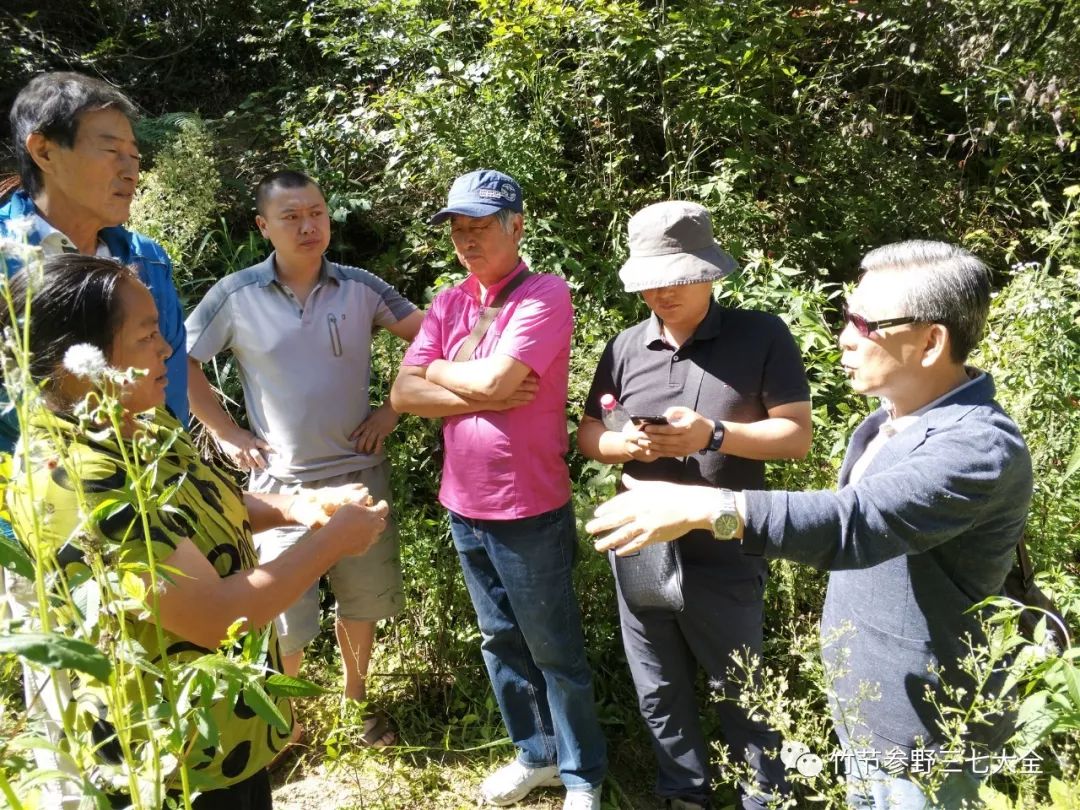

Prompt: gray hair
xmin=860 ymin=240 xmax=991 ymax=362
xmin=10 ymin=72 xmax=138 ymax=199
xmin=494 ymin=207 xmax=521 ymax=233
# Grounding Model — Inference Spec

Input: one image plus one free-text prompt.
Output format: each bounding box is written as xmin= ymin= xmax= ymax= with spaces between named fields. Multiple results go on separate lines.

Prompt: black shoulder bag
xmin=1003 ymin=535 xmax=1070 ymax=651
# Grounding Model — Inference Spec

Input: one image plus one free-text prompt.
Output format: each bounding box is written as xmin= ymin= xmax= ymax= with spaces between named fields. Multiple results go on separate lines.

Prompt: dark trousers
xmin=617 ymin=569 xmax=787 ymax=809
xmin=192 ymin=769 xmax=272 ymax=810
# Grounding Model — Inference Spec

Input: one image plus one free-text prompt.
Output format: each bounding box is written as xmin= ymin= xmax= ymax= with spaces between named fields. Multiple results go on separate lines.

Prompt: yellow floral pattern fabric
xmin=8 ymin=407 xmax=291 ymax=791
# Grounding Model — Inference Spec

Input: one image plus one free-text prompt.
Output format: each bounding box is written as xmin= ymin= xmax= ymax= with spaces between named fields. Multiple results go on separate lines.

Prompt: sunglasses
xmin=842 ymin=304 xmax=918 ymax=338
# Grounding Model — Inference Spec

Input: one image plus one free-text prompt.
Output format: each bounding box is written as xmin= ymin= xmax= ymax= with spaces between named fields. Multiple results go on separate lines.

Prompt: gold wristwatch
xmin=710 ymin=488 xmax=740 ymax=540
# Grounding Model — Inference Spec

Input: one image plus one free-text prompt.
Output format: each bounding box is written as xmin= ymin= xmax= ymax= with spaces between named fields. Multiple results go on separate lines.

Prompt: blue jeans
xmin=846 ymin=762 xmax=983 ymax=809
xmin=450 ymin=503 xmax=607 ymax=791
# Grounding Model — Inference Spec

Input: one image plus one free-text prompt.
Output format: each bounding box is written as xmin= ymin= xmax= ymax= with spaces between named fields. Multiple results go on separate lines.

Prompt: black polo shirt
xmin=584 ymin=300 xmax=810 ymax=575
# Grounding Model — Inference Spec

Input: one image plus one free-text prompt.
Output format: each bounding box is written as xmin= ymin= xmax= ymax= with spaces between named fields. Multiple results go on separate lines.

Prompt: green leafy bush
xmin=972 ymin=189 xmax=1080 ymax=563
xmin=4 ymin=0 xmax=1080 ymax=804
xmin=129 ymin=116 xmax=222 ymax=288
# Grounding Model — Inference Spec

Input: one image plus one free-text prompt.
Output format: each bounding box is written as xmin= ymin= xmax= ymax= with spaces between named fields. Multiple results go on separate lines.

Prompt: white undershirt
xmin=29 ymin=211 xmax=111 ymax=259
xmin=848 ymin=370 xmax=984 ymax=484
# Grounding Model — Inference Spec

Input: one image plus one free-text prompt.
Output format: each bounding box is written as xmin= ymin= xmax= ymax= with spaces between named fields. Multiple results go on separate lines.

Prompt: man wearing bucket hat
xmin=391 ymin=170 xmax=606 ymax=809
xmin=578 ymin=201 xmax=812 ymax=810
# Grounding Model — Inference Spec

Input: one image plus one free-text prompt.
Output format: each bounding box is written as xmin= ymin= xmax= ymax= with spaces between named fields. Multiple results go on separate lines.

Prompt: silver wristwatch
xmin=710 ymin=488 xmax=740 ymax=540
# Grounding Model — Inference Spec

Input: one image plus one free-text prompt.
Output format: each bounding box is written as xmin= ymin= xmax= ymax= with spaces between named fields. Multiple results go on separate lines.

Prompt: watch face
xmin=713 ymin=512 xmax=740 ymax=539
xmin=708 ymin=425 xmax=725 ymax=452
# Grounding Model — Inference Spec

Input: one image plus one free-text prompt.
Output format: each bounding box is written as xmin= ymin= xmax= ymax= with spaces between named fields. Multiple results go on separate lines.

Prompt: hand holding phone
xmin=630 ymin=414 xmax=669 ymax=426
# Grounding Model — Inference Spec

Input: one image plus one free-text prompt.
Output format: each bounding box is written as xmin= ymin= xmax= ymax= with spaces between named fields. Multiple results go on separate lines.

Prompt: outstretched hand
xmin=586 ymin=474 xmax=720 ymax=555
xmin=289 ymin=483 xmax=374 ymax=529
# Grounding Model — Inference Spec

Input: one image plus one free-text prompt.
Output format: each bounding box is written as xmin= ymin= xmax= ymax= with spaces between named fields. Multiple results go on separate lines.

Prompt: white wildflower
xmin=1023 ymin=642 xmax=1051 ymax=663
xmin=24 ymin=250 xmax=46 ymax=294
xmin=4 ymin=217 xmax=35 ymax=241
xmin=63 ymin=344 xmax=109 ymax=382
xmin=112 ymin=365 xmax=145 ymax=385
xmin=0 ymin=241 xmax=46 ymax=299
xmin=1010 ymin=260 xmax=1040 ymax=272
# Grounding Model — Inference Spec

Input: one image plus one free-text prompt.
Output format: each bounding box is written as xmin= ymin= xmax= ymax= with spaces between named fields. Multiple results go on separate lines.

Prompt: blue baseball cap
xmin=428 ymin=169 xmax=523 ymax=225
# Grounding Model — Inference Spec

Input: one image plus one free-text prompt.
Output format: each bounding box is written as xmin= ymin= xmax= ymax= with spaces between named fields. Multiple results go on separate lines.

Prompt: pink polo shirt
xmin=402 ymin=261 xmax=573 ymax=519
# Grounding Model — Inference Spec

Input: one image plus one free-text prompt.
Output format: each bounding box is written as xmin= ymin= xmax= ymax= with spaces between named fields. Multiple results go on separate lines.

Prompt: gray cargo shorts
xmin=250 ymin=461 xmax=403 ymax=655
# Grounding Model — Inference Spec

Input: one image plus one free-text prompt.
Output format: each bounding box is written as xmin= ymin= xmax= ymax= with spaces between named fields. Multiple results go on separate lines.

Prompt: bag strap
xmin=452 ymin=267 xmax=532 ymax=362
xmin=1016 ymin=534 xmax=1036 ymax=591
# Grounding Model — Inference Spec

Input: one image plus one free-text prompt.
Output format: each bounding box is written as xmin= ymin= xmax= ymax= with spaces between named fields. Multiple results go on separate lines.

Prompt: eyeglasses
xmin=842 ymin=304 xmax=918 ymax=338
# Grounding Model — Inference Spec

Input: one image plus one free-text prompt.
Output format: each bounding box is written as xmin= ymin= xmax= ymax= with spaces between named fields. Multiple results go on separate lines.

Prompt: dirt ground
xmin=268 ymin=732 xmax=671 ymax=810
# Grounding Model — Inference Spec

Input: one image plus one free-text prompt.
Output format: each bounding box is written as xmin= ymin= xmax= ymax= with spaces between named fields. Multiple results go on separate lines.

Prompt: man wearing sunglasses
xmin=586 ymin=240 xmax=1033 ymax=810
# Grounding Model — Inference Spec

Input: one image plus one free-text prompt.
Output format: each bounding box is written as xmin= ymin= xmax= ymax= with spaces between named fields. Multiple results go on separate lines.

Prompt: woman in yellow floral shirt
xmin=4 ymin=254 xmax=389 ymax=808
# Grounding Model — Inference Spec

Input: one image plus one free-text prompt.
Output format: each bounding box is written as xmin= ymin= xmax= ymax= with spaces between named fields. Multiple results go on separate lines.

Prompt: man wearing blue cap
xmin=392 ymin=170 xmax=607 ymax=809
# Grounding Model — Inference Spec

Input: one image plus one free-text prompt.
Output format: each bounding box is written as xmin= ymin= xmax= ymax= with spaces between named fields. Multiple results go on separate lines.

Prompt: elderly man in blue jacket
xmin=0 ymin=71 xmax=188 ymax=437
xmin=587 ymin=240 xmax=1033 ymax=810
xmin=0 ymin=71 xmax=190 ymax=808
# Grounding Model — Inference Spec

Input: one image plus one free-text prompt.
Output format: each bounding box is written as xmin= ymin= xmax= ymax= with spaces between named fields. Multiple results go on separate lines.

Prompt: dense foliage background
xmin=2 ymin=1 xmax=1078 ymax=807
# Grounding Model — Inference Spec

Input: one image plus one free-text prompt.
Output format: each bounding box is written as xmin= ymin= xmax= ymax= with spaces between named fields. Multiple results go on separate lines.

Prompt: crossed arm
xmin=390 ymin=354 xmax=539 ymax=418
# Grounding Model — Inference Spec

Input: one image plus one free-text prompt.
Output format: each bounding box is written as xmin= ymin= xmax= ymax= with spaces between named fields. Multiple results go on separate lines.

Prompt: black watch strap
xmin=705 ymin=421 xmax=726 ymax=453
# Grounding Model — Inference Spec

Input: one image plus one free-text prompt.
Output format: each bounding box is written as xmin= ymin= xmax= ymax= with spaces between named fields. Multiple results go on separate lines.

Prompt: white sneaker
xmin=479 ymin=761 xmax=561 ymax=806
xmin=563 ymin=786 xmax=602 ymax=810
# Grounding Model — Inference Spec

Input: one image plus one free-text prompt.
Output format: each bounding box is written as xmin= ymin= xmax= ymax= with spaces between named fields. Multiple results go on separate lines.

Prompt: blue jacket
xmin=743 ymin=373 xmax=1032 ymax=754
xmin=0 ymin=190 xmax=189 ymax=449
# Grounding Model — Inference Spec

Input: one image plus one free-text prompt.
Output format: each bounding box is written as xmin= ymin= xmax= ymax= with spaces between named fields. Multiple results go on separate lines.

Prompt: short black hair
xmin=1 ymin=254 xmax=138 ymax=387
xmin=254 ymin=169 xmax=322 ymax=216
xmin=9 ymin=72 xmax=138 ymax=199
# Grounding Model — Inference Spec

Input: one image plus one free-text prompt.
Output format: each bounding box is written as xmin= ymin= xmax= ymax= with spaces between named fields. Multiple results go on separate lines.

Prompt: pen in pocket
xmin=328 ymin=313 xmax=343 ymax=356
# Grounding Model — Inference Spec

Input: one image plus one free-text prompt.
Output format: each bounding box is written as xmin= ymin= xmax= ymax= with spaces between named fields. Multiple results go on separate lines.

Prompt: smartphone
xmin=630 ymin=414 xmax=669 ymax=426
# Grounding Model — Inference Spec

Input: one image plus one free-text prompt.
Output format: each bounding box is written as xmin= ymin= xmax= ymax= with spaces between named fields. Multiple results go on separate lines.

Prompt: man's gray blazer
xmin=742 ymin=372 xmax=1033 ymax=754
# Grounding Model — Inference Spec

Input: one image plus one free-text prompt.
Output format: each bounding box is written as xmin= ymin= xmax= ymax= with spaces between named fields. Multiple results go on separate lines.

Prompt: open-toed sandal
xmin=359 ymin=710 xmax=396 ymax=748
